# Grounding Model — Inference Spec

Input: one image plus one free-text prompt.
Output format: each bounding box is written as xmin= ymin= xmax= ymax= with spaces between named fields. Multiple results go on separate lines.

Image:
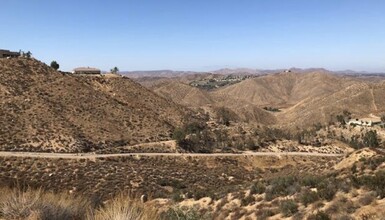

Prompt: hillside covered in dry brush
xmin=0 ymin=58 xmax=191 ymax=153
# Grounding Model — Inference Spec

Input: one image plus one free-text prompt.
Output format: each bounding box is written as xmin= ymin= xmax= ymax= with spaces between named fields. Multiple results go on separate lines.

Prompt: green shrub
xmin=50 ymin=61 xmax=60 ymax=70
xmin=317 ymin=180 xmax=338 ymax=201
xmin=265 ymin=175 xmax=300 ymax=200
xmin=192 ymin=189 xmax=207 ymax=200
xmin=301 ymin=175 xmax=323 ymax=188
xmin=357 ymin=170 xmax=385 ymax=198
xmin=359 ymin=192 xmax=376 ymax=206
xmin=300 ymin=189 xmax=319 ymax=206
xmin=263 ymin=107 xmax=281 ymax=112
xmin=279 ymin=199 xmax=298 ymax=217
xmin=171 ymin=192 xmax=184 ymax=202
xmin=307 ymin=210 xmax=331 ymax=220
xmin=172 ymin=128 xmax=186 ymax=143
xmin=173 ymin=121 xmax=215 ymax=153
xmin=255 ymin=208 xmax=276 ymax=220
xmin=250 ymin=181 xmax=265 ymax=195
xmin=160 ymin=207 xmax=211 ymax=220
xmin=363 ymin=130 xmax=380 ymax=148
xmin=241 ymin=195 xmax=255 ymax=206
xmin=215 ymin=107 xmax=237 ymax=126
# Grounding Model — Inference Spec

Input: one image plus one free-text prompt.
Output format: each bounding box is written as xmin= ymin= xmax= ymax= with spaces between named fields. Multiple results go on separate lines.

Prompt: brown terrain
xmin=1 ymin=57 xmax=385 ymax=220
xmin=152 ymin=81 xmax=214 ymax=107
xmin=140 ymin=69 xmax=385 ymax=128
xmin=0 ymin=58 xmax=191 ymax=153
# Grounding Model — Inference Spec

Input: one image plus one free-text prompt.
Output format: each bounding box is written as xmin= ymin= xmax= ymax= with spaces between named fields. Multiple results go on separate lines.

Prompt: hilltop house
xmin=0 ymin=49 xmax=20 ymax=58
xmin=73 ymin=67 xmax=101 ymax=74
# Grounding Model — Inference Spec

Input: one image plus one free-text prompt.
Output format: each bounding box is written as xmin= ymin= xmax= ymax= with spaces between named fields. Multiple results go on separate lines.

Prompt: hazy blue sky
xmin=1 ymin=0 xmax=385 ymax=72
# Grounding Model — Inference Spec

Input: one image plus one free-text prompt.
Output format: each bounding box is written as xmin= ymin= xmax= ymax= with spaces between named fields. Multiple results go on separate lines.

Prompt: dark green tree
xmin=343 ymin=110 xmax=352 ymax=117
xmin=50 ymin=61 xmax=60 ymax=70
xmin=172 ymin=128 xmax=186 ymax=144
xmin=25 ymin=51 xmax=32 ymax=58
xmin=336 ymin=115 xmax=345 ymax=125
xmin=110 ymin=66 xmax=119 ymax=74
xmin=216 ymin=107 xmax=233 ymax=126
xmin=363 ymin=130 xmax=380 ymax=148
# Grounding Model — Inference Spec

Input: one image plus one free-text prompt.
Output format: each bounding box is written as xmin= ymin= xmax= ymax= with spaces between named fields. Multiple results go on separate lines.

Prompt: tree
xmin=216 ymin=107 xmax=233 ymax=126
xmin=336 ymin=114 xmax=346 ymax=125
xmin=172 ymin=128 xmax=186 ymax=144
xmin=343 ymin=110 xmax=352 ymax=117
xmin=19 ymin=50 xmax=32 ymax=58
xmin=50 ymin=61 xmax=60 ymax=70
xmin=25 ymin=51 xmax=32 ymax=58
xmin=363 ymin=130 xmax=380 ymax=148
xmin=110 ymin=66 xmax=119 ymax=74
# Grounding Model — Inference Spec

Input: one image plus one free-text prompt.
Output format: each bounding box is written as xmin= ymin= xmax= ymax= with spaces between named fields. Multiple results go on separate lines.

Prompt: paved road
xmin=0 ymin=151 xmax=344 ymax=159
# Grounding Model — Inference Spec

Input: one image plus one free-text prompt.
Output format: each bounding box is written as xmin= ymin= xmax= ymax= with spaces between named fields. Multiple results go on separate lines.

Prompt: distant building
xmin=73 ymin=67 xmax=101 ymax=74
xmin=347 ymin=118 xmax=382 ymax=127
xmin=0 ymin=49 xmax=20 ymax=58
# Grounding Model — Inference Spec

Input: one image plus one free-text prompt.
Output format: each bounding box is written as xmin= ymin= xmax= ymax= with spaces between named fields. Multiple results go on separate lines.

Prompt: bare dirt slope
xmin=212 ymin=71 xmax=356 ymax=108
xmin=279 ymin=81 xmax=385 ymax=127
xmin=152 ymin=81 xmax=214 ymax=107
xmin=0 ymin=58 xmax=190 ymax=152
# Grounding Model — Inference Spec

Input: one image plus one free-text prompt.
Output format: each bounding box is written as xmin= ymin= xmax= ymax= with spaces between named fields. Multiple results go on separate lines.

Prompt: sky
xmin=1 ymin=0 xmax=385 ymax=72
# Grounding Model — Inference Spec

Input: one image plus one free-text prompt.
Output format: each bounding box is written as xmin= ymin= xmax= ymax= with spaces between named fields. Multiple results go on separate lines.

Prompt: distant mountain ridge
xmin=121 ymin=67 xmax=385 ymax=79
xmin=120 ymin=70 xmax=209 ymax=78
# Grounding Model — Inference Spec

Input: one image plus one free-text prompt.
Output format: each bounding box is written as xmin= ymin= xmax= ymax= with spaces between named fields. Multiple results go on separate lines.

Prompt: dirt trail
xmin=371 ymin=87 xmax=378 ymax=111
xmin=0 ymin=151 xmax=344 ymax=159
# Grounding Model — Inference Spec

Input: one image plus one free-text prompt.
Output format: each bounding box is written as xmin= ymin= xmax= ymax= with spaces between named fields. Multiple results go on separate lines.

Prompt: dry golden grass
xmin=88 ymin=194 xmax=160 ymax=220
xmin=0 ymin=187 xmax=160 ymax=220
xmin=0 ymin=187 xmax=90 ymax=220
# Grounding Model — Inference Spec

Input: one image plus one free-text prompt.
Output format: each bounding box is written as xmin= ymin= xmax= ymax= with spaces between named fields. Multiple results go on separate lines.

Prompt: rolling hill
xmin=144 ymin=79 xmax=277 ymax=125
xmin=278 ymin=81 xmax=385 ymax=127
xmin=212 ymin=70 xmax=357 ymax=108
xmin=0 ymin=58 xmax=190 ymax=152
xmin=142 ymin=70 xmax=385 ymax=128
xmin=152 ymin=81 xmax=214 ymax=107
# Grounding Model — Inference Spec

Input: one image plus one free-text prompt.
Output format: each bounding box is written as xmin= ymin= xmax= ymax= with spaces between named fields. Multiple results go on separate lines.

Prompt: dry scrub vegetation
xmin=0 ymin=154 xmax=346 ymax=219
xmin=0 ymin=187 xmax=160 ymax=220
xmin=1 ymin=151 xmax=384 ymax=219
xmin=0 ymin=58 xmax=191 ymax=153
xmin=0 ymin=155 xmax=338 ymax=202
xmin=2 ymin=57 xmax=385 ymax=219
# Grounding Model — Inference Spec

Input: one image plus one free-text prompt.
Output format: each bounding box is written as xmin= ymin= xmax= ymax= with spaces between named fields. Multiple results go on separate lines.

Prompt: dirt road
xmin=0 ymin=151 xmax=344 ymax=159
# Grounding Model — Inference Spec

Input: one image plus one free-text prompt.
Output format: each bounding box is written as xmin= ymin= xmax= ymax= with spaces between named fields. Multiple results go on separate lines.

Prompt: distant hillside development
xmin=0 ymin=58 xmax=189 ymax=152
